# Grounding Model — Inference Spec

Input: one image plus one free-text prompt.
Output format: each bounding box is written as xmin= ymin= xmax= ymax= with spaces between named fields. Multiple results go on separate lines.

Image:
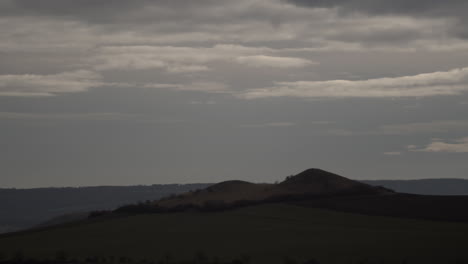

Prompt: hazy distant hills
xmin=0 ymin=184 xmax=209 ymax=233
xmin=2 ymin=169 xmax=468 ymax=263
xmin=2 ymin=174 xmax=468 ymax=234
xmin=113 ymin=169 xmax=468 ymax=223
xmin=362 ymin=179 xmax=468 ymax=195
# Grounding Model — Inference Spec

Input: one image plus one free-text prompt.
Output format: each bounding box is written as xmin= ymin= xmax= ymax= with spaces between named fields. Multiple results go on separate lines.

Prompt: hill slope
xmin=2 ymin=169 xmax=468 ymax=263
xmin=0 ymin=184 xmax=210 ymax=233
xmin=3 ymin=171 xmax=468 ymax=233
xmin=362 ymin=178 xmax=468 ymax=195
xmin=0 ymin=204 xmax=467 ymax=264
xmin=156 ymin=168 xmax=389 ymax=208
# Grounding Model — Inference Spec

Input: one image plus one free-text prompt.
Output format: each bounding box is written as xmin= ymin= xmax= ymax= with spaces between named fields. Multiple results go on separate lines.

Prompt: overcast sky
xmin=1 ymin=0 xmax=468 ymax=187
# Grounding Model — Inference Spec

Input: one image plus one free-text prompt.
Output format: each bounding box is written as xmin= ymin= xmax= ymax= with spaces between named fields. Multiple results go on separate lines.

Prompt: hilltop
xmin=4 ymin=169 xmax=468 ymax=234
xmin=154 ymin=168 xmax=390 ymax=209
xmin=113 ymin=169 xmax=468 ymax=223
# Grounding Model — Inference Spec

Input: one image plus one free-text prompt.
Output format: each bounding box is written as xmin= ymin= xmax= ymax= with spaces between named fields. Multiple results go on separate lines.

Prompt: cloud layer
xmin=241 ymin=67 xmax=468 ymax=99
xmin=409 ymin=137 xmax=468 ymax=153
xmin=235 ymin=55 xmax=316 ymax=68
xmin=2 ymin=0 xmax=468 ymax=186
xmin=90 ymin=45 xmax=313 ymax=72
xmin=2 ymin=0 xmax=468 ymax=98
xmin=0 ymin=70 xmax=101 ymax=96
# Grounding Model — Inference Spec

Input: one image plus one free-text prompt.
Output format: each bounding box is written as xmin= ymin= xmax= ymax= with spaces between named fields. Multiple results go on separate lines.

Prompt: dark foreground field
xmin=1 ymin=203 xmax=467 ymax=264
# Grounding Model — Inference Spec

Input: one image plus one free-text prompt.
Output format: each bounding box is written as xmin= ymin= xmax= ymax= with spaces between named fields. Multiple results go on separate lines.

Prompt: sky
xmin=1 ymin=0 xmax=468 ymax=188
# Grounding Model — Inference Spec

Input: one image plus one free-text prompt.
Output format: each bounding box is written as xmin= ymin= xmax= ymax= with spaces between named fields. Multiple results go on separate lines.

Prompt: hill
xmin=155 ymin=169 xmax=389 ymax=208
xmin=3 ymin=171 xmax=468 ymax=234
xmin=0 ymin=184 xmax=210 ymax=233
xmin=113 ymin=169 xmax=468 ymax=223
xmin=0 ymin=203 xmax=467 ymax=264
xmin=1 ymin=169 xmax=468 ymax=263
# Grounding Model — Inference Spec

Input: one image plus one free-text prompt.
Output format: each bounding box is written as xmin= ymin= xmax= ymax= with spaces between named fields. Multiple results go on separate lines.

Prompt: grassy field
xmin=1 ymin=203 xmax=468 ymax=264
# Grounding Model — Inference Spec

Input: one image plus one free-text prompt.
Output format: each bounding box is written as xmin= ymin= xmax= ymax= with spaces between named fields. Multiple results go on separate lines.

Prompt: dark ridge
xmin=279 ymin=168 xmax=388 ymax=195
xmin=281 ymin=168 xmax=354 ymax=185
xmin=207 ymin=180 xmax=256 ymax=192
xmin=0 ymin=184 xmax=211 ymax=233
xmin=362 ymin=178 xmax=468 ymax=195
xmin=137 ymin=168 xmax=393 ymax=212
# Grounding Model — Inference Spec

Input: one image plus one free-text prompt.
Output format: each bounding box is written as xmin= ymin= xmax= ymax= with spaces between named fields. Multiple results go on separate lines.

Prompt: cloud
xmin=1 ymin=0 xmax=468 ymax=101
xmin=2 ymin=1 xmax=460 ymax=55
xmin=0 ymin=70 xmax=102 ymax=96
xmin=284 ymin=0 xmax=467 ymax=21
xmin=91 ymin=45 xmax=276 ymax=72
xmin=235 ymin=55 xmax=316 ymax=68
xmin=189 ymin=100 xmax=217 ymax=105
xmin=383 ymin=152 xmax=402 ymax=156
xmin=144 ymin=82 xmax=229 ymax=93
xmin=379 ymin=120 xmax=468 ymax=135
xmin=285 ymin=0 xmax=467 ymax=17
xmin=166 ymin=65 xmax=211 ymax=73
xmin=241 ymin=122 xmax=296 ymax=128
xmin=91 ymin=44 xmax=316 ymax=72
xmin=327 ymin=120 xmax=468 ymax=136
xmin=409 ymin=137 xmax=468 ymax=153
xmin=0 ymin=112 xmax=133 ymax=121
xmin=240 ymin=67 xmax=468 ymax=99
xmin=286 ymin=0 xmax=468 ymax=39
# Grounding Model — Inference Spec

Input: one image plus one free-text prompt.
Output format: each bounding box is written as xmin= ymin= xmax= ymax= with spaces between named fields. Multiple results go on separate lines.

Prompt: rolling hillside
xmin=3 ymin=170 xmax=468 ymax=234
xmin=0 ymin=204 xmax=467 ymax=264
xmin=0 ymin=184 xmax=210 ymax=233
xmin=155 ymin=169 xmax=390 ymax=208
xmin=2 ymin=169 xmax=468 ymax=264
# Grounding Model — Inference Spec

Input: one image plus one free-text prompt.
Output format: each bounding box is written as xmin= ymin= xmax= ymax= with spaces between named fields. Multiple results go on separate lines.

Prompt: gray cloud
xmin=383 ymin=152 xmax=402 ymax=156
xmin=90 ymin=45 xmax=277 ymax=72
xmin=2 ymin=0 xmax=468 ymax=186
xmin=285 ymin=0 xmax=468 ymax=18
xmin=0 ymin=70 xmax=102 ymax=96
xmin=409 ymin=137 xmax=468 ymax=153
xmin=0 ymin=0 xmax=162 ymax=22
xmin=379 ymin=120 xmax=468 ymax=135
xmin=241 ymin=122 xmax=296 ymax=128
xmin=327 ymin=120 xmax=468 ymax=137
xmin=0 ymin=112 xmax=133 ymax=121
xmin=240 ymin=67 xmax=468 ymax=99
xmin=1 ymin=0 xmax=463 ymax=54
xmin=235 ymin=55 xmax=316 ymax=68
xmin=285 ymin=0 xmax=468 ymax=39
xmin=143 ymin=82 xmax=229 ymax=93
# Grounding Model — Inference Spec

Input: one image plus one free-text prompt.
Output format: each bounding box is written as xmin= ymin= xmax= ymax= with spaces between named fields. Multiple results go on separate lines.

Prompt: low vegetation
xmin=1 ymin=204 xmax=468 ymax=264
